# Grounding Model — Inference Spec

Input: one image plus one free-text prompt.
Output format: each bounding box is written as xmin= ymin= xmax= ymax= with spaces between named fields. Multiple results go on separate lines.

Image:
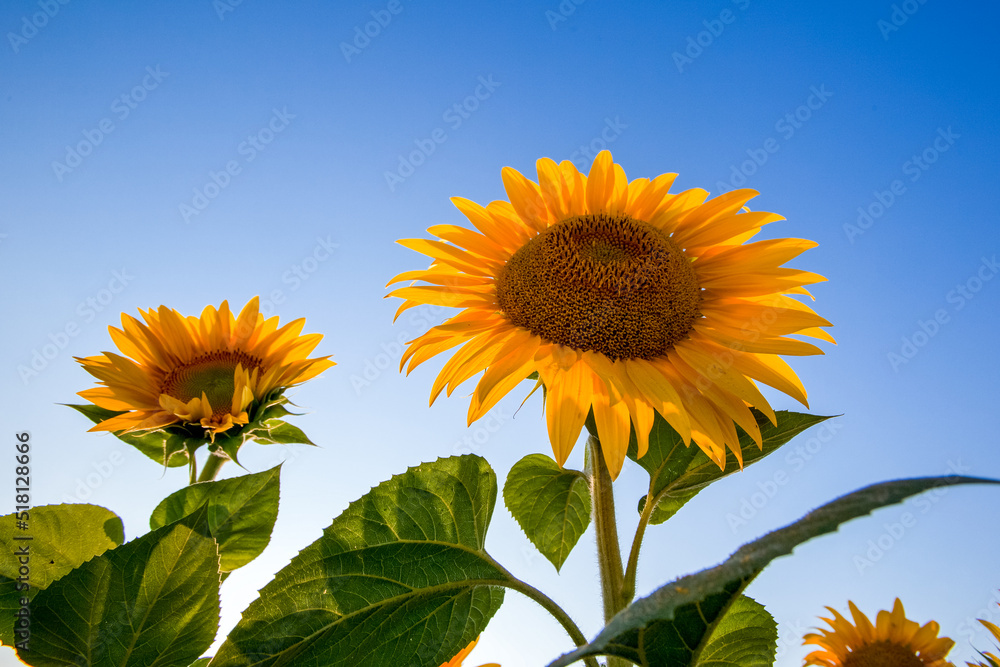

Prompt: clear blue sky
xmin=2 ymin=1 xmax=998 ymax=664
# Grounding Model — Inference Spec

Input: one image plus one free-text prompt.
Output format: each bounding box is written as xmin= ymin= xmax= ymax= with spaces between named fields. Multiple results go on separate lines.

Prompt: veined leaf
xmin=150 ymin=465 xmax=280 ymax=572
xmin=632 ymin=410 xmax=833 ymax=524
xmin=0 ymin=504 xmax=124 ymax=646
xmin=18 ymin=521 xmax=220 ymax=667
xmin=503 ymin=454 xmax=591 ymax=572
xmin=211 ymin=455 xmax=507 ymax=667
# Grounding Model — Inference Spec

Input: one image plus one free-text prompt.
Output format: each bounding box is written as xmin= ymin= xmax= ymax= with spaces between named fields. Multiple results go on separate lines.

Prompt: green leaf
xmin=695 ymin=595 xmax=776 ymax=666
xmin=18 ymin=521 xmax=220 ymax=667
xmin=65 ymin=404 xmax=193 ymax=468
xmin=212 ymin=455 xmax=507 ymax=667
xmin=150 ymin=465 xmax=280 ymax=572
xmin=547 ymin=475 xmax=1000 ymax=667
xmin=0 ymin=504 xmax=124 ymax=645
xmin=632 ymin=410 xmax=833 ymax=524
xmin=188 ymin=660 xmax=212 ymax=667
xmin=503 ymin=454 xmax=591 ymax=572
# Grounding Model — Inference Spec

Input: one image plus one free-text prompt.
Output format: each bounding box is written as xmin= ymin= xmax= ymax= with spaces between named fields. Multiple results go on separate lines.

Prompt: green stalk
xmin=196 ymin=450 xmax=228 ymax=483
xmin=621 ymin=489 xmax=656 ymax=605
xmin=587 ymin=436 xmax=630 ymax=667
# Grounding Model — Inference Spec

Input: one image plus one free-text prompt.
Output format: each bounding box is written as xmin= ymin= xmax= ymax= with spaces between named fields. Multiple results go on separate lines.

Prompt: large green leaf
xmin=66 ymin=404 xmax=193 ymax=468
xmin=632 ymin=410 xmax=833 ymax=524
xmin=548 ymin=475 xmax=1000 ymax=666
xmin=503 ymin=454 xmax=591 ymax=572
xmin=211 ymin=455 xmax=508 ymax=667
xmin=17 ymin=521 xmax=220 ymax=667
xmin=150 ymin=465 xmax=280 ymax=572
xmin=0 ymin=504 xmax=124 ymax=646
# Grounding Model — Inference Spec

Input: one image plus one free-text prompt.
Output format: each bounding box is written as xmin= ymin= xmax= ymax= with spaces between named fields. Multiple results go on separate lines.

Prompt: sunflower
xmin=388 ymin=151 xmax=831 ymax=478
xmin=968 ymin=612 xmax=1000 ymax=667
xmin=440 ymin=636 xmax=499 ymax=667
xmin=803 ymin=599 xmax=955 ymax=667
xmin=76 ymin=296 xmax=333 ymax=436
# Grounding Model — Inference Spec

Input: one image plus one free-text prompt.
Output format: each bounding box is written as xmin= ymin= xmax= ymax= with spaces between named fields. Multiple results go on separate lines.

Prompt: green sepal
xmin=503 ymin=453 xmax=591 ymax=572
xmin=150 ymin=465 xmax=280 ymax=573
xmin=65 ymin=403 xmax=193 ymax=468
xmin=548 ymin=475 xmax=1000 ymax=667
xmin=67 ymin=390 xmax=317 ymax=471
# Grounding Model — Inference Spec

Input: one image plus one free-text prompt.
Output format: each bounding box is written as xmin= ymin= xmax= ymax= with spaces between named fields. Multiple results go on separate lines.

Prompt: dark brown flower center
xmin=842 ymin=642 xmax=927 ymax=667
xmin=495 ymin=213 xmax=701 ymax=360
xmin=161 ymin=350 xmax=262 ymax=416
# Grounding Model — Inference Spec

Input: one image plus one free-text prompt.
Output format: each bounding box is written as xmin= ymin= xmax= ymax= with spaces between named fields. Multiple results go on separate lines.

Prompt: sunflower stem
xmin=196 ymin=450 xmax=228 ymax=483
xmin=622 ymin=489 xmax=656 ymax=607
xmin=489 ymin=568 xmax=600 ymax=667
xmin=587 ymin=436 xmax=627 ymax=620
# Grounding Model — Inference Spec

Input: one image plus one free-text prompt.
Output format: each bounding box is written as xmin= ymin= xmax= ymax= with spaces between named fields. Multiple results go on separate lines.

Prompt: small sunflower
xmin=804 ymin=599 xmax=955 ymax=667
xmin=75 ymin=296 xmax=333 ymax=437
xmin=440 ymin=636 xmax=499 ymax=667
xmin=388 ymin=151 xmax=831 ymax=478
xmin=968 ymin=608 xmax=1000 ymax=667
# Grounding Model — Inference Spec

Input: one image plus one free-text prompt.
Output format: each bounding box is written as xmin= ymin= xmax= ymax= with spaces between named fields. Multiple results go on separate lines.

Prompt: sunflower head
xmin=968 ymin=599 xmax=1000 ymax=667
xmin=388 ymin=151 xmax=831 ymax=478
xmin=803 ymin=599 xmax=956 ymax=667
xmin=72 ymin=297 xmax=333 ymax=464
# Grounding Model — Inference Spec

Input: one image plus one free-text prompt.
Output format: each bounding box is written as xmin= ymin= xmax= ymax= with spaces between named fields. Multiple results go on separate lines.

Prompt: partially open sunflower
xmin=803 ymin=599 xmax=955 ymax=667
xmin=76 ymin=296 xmax=333 ymax=437
xmin=389 ymin=151 xmax=831 ymax=478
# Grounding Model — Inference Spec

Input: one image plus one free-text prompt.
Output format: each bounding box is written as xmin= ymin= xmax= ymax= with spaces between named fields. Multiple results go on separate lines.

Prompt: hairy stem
xmin=587 ymin=436 xmax=632 ymax=667
xmin=622 ymin=489 xmax=656 ymax=605
xmin=196 ymin=450 xmax=228 ymax=483
xmin=498 ymin=575 xmax=600 ymax=667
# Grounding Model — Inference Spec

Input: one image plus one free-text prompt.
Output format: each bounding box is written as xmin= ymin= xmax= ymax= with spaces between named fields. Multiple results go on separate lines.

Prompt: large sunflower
xmin=388 ymin=151 xmax=831 ymax=478
xmin=803 ymin=599 xmax=955 ymax=667
xmin=76 ymin=296 xmax=333 ymax=436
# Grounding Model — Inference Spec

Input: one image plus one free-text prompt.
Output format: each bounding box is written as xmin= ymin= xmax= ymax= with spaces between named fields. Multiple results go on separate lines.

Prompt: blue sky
xmin=2 ymin=0 xmax=998 ymax=664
